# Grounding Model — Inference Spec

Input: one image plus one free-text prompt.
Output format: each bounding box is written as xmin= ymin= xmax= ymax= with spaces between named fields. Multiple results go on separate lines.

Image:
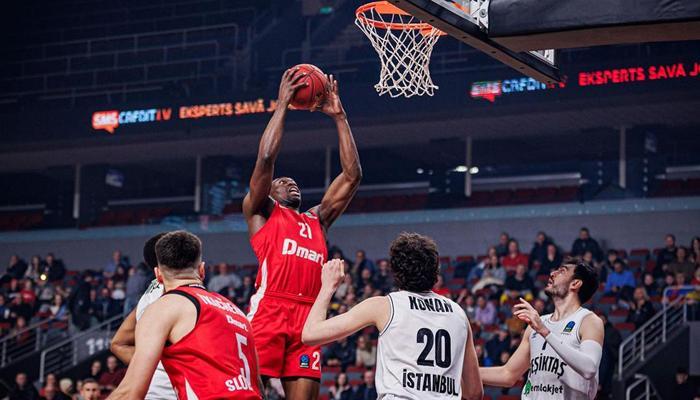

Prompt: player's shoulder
xmin=136 ymin=280 xmax=164 ymax=320
xmin=581 ymin=310 xmax=604 ymax=329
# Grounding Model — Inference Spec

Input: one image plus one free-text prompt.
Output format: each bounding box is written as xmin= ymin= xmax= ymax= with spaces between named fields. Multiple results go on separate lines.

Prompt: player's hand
xmin=277 ymin=67 xmax=308 ymax=107
xmin=317 ymin=74 xmax=346 ymax=119
xmin=321 ymin=258 xmax=345 ymax=292
xmin=513 ymin=298 xmax=550 ymax=337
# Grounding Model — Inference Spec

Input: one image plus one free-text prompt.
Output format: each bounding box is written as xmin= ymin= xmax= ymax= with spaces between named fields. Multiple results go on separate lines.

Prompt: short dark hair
xmin=144 ymin=232 xmax=168 ymax=269
xmin=82 ymin=378 xmax=98 ymax=385
xmin=390 ymin=232 xmax=439 ymax=293
xmin=580 ymin=227 xmax=589 ymax=233
xmin=563 ymin=256 xmax=598 ymax=304
xmin=155 ymin=231 xmax=202 ymax=271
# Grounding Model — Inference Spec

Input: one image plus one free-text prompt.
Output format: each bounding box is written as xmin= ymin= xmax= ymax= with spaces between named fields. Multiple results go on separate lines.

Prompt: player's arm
xmin=514 ymin=298 xmax=603 ymax=379
xmin=461 ymin=322 xmax=483 ymax=400
xmin=110 ymin=310 xmax=136 ymax=364
xmin=302 ymin=259 xmax=388 ymax=346
xmin=107 ymin=297 xmax=183 ymax=400
xmin=243 ymin=68 xmax=307 ymax=222
xmin=313 ymin=76 xmax=362 ymax=230
xmin=479 ymin=326 xmax=532 ymax=387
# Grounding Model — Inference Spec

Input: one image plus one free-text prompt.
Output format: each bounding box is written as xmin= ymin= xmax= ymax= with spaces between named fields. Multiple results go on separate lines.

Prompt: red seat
xmin=615 ymin=322 xmax=636 ymax=332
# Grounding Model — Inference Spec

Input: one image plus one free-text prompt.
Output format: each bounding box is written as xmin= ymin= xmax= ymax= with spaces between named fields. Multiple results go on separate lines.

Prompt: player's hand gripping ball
xmin=321 ymin=259 xmax=345 ymax=291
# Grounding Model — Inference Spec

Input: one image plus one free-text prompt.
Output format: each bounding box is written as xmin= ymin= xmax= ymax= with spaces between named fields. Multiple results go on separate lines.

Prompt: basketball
xmin=290 ymin=64 xmax=329 ymax=110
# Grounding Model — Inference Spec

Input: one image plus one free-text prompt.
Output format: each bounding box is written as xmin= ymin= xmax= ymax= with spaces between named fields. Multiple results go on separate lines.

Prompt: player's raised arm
xmin=302 ymin=259 xmax=389 ymax=346
xmin=479 ymin=326 xmax=532 ymax=388
xmin=315 ymin=76 xmax=362 ymax=230
xmin=107 ymin=297 xmax=182 ymax=400
xmin=461 ymin=322 xmax=484 ymax=400
xmin=243 ymin=68 xmax=308 ymax=224
xmin=110 ymin=310 xmax=137 ymax=364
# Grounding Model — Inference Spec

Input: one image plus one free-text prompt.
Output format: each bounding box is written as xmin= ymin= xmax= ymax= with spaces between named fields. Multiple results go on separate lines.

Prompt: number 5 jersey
xmin=160 ymin=285 xmax=262 ymax=400
xmin=376 ymin=290 xmax=468 ymax=399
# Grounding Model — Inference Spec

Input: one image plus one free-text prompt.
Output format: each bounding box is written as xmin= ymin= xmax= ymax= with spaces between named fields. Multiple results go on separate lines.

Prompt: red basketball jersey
xmin=249 ymin=201 xmax=328 ymax=305
xmin=160 ymin=285 xmax=262 ymax=400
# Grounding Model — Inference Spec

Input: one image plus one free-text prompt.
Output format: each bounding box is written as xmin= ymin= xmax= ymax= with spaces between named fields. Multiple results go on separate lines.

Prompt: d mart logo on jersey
xmin=91 ymin=98 xmax=278 ymax=134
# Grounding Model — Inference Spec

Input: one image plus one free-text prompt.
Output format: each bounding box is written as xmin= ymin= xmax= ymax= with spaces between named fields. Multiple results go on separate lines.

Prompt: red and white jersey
xmin=249 ymin=201 xmax=327 ymax=305
xmin=160 ymin=285 xmax=262 ymax=400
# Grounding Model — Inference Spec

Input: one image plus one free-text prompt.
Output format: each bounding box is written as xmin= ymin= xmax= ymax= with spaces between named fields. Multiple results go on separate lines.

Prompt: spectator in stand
xmin=10 ymin=292 xmax=33 ymax=322
xmin=88 ymin=360 xmax=103 ymax=381
xmin=472 ymin=255 xmax=506 ymax=291
xmin=24 ymin=256 xmax=42 ymax=281
xmin=95 ymin=288 xmax=119 ymax=320
xmin=655 ymin=234 xmax=678 ymax=277
xmin=457 ymin=290 xmax=477 ymax=320
xmin=43 ymin=253 xmax=66 ymax=282
xmin=605 ymin=259 xmax=636 ymax=301
xmin=58 ymin=379 xmax=74 ymax=400
xmin=353 ymin=370 xmax=378 ymax=400
xmin=98 ymin=355 xmax=125 ymax=393
xmin=104 ymin=250 xmax=126 ymax=279
xmin=0 ymin=294 xmax=11 ymax=325
xmin=325 ymin=336 xmax=356 ymax=369
xmin=432 ymin=274 xmax=451 ymax=297
xmin=235 ymin=275 xmax=255 ymax=308
xmin=690 ymin=237 xmax=700 ymax=266
xmin=495 ymin=232 xmax=510 ymax=257
xmin=571 ymin=227 xmax=602 ymax=262
xmin=599 ymin=249 xmax=620 ymax=285
xmin=468 ymin=247 xmax=497 ymax=282
xmin=207 ymin=263 xmax=242 ymax=294
xmin=626 ymin=287 xmax=656 ymax=328
xmin=642 ymin=273 xmax=660 ymax=297
xmin=353 ymin=250 xmax=376 ymax=280
xmin=9 ymin=372 xmax=39 ymax=400
xmin=335 ymin=273 xmax=354 ymax=302
xmin=329 ymin=372 xmax=353 ymax=400
xmin=68 ymin=272 xmax=93 ymax=330
xmin=355 ymin=334 xmax=377 ymax=368
xmin=356 ymin=268 xmax=375 ymax=295
xmin=474 ymin=295 xmax=497 ymax=326
xmin=41 ymin=383 xmax=70 ymax=400
xmin=36 ymin=277 xmax=56 ymax=313
xmin=538 ymin=243 xmax=562 ymax=277
xmin=692 ymin=267 xmax=700 ymax=286
xmin=502 ymin=239 xmax=528 ymax=273
xmin=501 ymin=264 xmax=535 ymax=303
xmin=475 ymin=343 xmax=487 ymax=366
xmin=40 ymin=374 xmax=58 ymax=397
xmin=10 ymin=316 xmax=30 ymax=344
xmin=20 ymin=280 xmax=37 ymax=309
xmin=670 ymin=366 xmax=694 ymax=400
xmin=124 ymin=262 xmax=150 ymax=313
xmin=485 ymin=330 xmax=510 ymax=365
xmin=599 ymin=313 xmax=622 ymax=400
xmin=78 ymin=379 xmax=100 ymax=400
xmin=669 ymin=247 xmax=695 ymax=283
xmin=49 ymin=294 xmax=68 ymax=321
xmin=528 ymin=232 xmax=550 ymax=269
xmin=373 ymin=259 xmax=393 ymax=294
xmin=4 ymin=255 xmax=28 ymax=282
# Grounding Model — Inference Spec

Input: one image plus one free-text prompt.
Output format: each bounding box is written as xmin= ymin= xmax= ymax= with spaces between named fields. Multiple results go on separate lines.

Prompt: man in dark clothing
xmin=528 ymin=232 xmax=550 ymax=269
xmin=655 ymin=234 xmax=678 ymax=277
xmin=353 ymin=370 xmax=378 ymax=400
xmin=6 ymin=255 xmax=28 ymax=280
xmin=9 ymin=372 xmax=39 ymax=400
xmin=325 ymin=336 xmax=356 ymax=369
xmin=43 ymin=254 xmax=66 ymax=282
xmin=485 ymin=330 xmax=510 ymax=366
xmin=495 ymin=232 xmax=510 ymax=257
xmin=599 ymin=314 xmax=622 ymax=399
xmin=670 ymin=366 xmax=695 ymax=400
xmin=69 ymin=272 xmax=94 ymax=330
xmin=571 ymin=227 xmax=602 ymax=262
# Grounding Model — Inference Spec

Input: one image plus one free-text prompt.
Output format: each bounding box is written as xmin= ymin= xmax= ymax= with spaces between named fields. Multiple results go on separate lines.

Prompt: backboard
xmin=388 ymin=0 xmax=563 ymax=84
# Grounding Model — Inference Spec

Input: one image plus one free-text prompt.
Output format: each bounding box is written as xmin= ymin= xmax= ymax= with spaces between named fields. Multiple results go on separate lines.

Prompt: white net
xmin=355 ymin=3 xmax=443 ymax=98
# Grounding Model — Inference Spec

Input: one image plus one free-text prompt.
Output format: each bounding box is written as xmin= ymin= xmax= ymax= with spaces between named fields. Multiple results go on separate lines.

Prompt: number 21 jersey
xmin=376 ymin=291 xmax=468 ymax=399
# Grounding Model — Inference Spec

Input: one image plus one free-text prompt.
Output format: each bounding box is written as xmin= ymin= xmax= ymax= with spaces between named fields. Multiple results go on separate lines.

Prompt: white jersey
xmin=376 ymin=291 xmax=468 ymax=399
xmin=135 ymin=280 xmax=176 ymax=400
xmin=524 ymin=307 xmax=598 ymax=400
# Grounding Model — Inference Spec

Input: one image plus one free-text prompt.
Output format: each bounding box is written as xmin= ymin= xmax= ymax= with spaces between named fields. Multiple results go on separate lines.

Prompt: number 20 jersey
xmin=376 ymin=291 xmax=468 ymax=399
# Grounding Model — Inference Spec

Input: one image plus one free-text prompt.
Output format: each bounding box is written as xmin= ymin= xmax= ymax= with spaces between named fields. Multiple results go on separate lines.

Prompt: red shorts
xmin=248 ymin=295 xmax=322 ymax=379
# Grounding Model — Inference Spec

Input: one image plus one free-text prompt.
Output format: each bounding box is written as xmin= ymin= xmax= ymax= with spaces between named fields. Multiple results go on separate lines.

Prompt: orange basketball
xmin=290 ymin=64 xmax=328 ymax=110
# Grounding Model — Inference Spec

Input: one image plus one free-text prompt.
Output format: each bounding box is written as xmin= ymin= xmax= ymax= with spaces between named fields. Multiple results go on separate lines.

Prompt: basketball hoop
xmin=355 ymin=1 xmax=445 ymax=98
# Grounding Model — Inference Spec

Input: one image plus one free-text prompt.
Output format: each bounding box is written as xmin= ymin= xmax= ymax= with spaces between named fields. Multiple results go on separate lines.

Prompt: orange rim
xmin=356 ymin=1 xmax=444 ymax=34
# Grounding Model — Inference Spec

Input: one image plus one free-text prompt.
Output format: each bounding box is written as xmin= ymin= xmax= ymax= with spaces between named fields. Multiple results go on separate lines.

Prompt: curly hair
xmin=390 ymin=232 xmax=439 ymax=293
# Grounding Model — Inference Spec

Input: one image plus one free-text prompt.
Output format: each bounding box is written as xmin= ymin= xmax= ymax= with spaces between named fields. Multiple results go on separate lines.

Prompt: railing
xmin=618 ymin=295 xmax=689 ymax=379
xmin=626 ymin=374 xmax=661 ymax=400
xmin=38 ymin=314 xmax=124 ymax=383
xmin=0 ymin=316 xmax=70 ymax=368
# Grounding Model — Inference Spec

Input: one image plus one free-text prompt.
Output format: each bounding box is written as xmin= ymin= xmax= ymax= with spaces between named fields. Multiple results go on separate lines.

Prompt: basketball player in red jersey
xmin=108 ymin=231 xmax=262 ymax=400
xmin=244 ymin=68 xmax=362 ymax=399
